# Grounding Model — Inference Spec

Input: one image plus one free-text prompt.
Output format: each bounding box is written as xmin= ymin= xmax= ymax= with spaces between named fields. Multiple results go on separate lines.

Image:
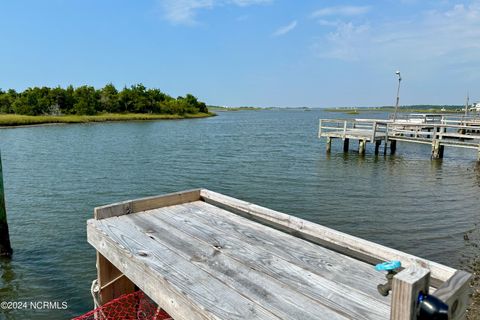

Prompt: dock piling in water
xmin=326 ymin=137 xmax=331 ymax=153
xmin=343 ymin=138 xmax=350 ymax=152
xmin=375 ymin=140 xmax=381 ymax=155
xmin=0 ymin=151 xmax=12 ymax=257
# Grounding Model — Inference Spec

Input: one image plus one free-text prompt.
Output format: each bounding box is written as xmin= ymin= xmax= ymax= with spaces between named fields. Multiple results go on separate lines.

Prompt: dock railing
xmin=388 ymin=113 xmax=445 ymax=124
xmin=388 ymin=123 xmax=480 ymax=148
xmin=319 ymin=119 xmax=389 ymax=142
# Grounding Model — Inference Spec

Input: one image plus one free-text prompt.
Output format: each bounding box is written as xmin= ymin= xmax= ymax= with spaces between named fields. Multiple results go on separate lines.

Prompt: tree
xmin=0 ymin=89 xmax=15 ymax=114
xmin=100 ymin=83 xmax=119 ymax=113
xmin=129 ymin=84 xmax=150 ymax=113
xmin=73 ymin=86 xmax=98 ymax=115
xmin=0 ymin=84 xmax=208 ymax=116
xmin=118 ymin=86 xmax=134 ymax=113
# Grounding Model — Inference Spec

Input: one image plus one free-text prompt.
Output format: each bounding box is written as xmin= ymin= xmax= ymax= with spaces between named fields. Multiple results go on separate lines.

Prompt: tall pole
xmin=0 ymin=150 xmax=12 ymax=257
xmin=392 ymin=71 xmax=402 ymax=122
xmin=464 ymin=92 xmax=469 ymax=118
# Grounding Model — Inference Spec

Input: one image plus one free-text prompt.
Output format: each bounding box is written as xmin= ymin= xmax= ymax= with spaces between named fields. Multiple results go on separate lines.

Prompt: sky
xmin=1 ymin=0 xmax=480 ymax=108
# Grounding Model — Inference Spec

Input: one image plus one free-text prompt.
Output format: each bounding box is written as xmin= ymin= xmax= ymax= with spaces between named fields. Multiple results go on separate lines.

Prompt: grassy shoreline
xmin=0 ymin=113 xmax=214 ymax=127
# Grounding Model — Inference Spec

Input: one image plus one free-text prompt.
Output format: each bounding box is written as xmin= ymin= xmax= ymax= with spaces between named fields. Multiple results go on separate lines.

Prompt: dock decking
xmin=319 ymin=118 xmax=480 ymax=159
xmin=87 ymin=189 xmax=471 ymax=320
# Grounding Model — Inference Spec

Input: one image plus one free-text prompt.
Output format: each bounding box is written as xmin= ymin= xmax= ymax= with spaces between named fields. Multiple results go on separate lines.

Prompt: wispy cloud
xmin=314 ymin=1 xmax=480 ymax=68
xmin=272 ymin=20 xmax=297 ymax=37
xmin=159 ymin=0 xmax=214 ymax=25
xmin=158 ymin=0 xmax=272 ymax=25
xmin=230 ymin=0 xmax=272 ymax=6
xmin=311 ymin=5 xmax=370 ymax=18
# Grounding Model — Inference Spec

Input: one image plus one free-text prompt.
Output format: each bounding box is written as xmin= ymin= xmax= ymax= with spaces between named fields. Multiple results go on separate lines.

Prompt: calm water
xmin=0 ymin=109 xmax=479 ymax=319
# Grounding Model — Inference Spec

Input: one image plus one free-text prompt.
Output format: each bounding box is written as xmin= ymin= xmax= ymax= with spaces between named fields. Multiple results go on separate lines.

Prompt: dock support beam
xmin=375 ymin=141 xmax=381 ymax=155
xmin=359 ymin=140 xmax=366 ymax=155
xmin=97 ymin=253 xmax=135 ymax=305
xmin=391 ymin=266 xmax=430 ymax=320
xmin=432 ymin=142 xmax=444 ymax=159
xmin=390 ymin=140 xmax=397 ymax=155
xmin=343 ymin=139 xmax=349 ymax=152
xmin=0 ymin=151 xmax=12 ymax=257
xmin=326 ymin=137 xmax=332 ymax=153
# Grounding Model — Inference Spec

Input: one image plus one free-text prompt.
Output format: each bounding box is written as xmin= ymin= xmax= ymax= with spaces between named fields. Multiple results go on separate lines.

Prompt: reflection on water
xmin=0 ymin=109 xmax=479 ymax=319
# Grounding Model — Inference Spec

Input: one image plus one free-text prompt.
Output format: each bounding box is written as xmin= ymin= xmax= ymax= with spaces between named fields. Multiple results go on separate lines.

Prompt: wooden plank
xmin=96 ymin=252 xmax=135 ymax=304
xmin=94 ymin=189 xmax=201 ymax=219
xmin=182 ymin=201 xmax=389 ymax=302
xmin=123 ymin=212 xmax=351 ymax=320
xmin=432 ymin=270 xmax=472 ymax=320
xmin=199 ymin=189 xmax=456 ymax=286
xmin=87 ymin=218 xmax=281 ymax=320
xmin=390 ymin=266 xmax=430 ymax=320
xmin=149 ymin=204 xmax=390 ymax=319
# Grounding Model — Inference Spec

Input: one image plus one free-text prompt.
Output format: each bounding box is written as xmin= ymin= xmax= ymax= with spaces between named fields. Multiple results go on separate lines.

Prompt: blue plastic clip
xmin=375 ymin=260 xmax=401 ymax=271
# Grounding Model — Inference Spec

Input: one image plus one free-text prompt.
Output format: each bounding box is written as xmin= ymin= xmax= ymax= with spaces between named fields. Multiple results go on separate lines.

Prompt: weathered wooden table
xmin=87 ymin=189 xmax=471 ymax=320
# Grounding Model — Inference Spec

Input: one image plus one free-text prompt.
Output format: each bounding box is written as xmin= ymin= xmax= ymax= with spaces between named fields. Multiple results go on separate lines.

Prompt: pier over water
xmin=318 ymin=114 xmax=480 ymax=160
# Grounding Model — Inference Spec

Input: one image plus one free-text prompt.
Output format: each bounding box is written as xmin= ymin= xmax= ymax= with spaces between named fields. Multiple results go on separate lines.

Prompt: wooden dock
xmin=319 ymin=117 xmax=480 ymax=160
xmin=86 ymin=189 xmax=471 ymax=320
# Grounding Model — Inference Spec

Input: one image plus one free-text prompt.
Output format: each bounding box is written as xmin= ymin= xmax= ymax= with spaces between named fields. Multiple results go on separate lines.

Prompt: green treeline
xmin=0 ymin=84 xmax=208 ymax=116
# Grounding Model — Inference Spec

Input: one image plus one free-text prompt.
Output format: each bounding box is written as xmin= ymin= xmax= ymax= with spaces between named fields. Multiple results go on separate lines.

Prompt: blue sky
xmin=1 ymin=0 xmax=479 ymax=107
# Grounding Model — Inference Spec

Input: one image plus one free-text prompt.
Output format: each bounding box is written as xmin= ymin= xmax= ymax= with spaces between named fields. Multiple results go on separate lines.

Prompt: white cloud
xmin=158 ymin=0 xmax=272 ymax=25
xmin=272 ymin=20 xmax=297 ymax=37
xmin=315 ymin=22 xmax=369 ymax=60
xmin=314 ymin=1 xmax=480 ymax=68
xmin=311 ymin=5 xmax=370 ymax=18
xmin=230 ymin=0 xmax=272 ymax=6
xmin=159 ymin=0 xmax=214 ymax=25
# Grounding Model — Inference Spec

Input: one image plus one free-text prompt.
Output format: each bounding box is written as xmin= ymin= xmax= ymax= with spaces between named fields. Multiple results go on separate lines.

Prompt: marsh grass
xmin=0 ymin=113 xmax=214 ymax=127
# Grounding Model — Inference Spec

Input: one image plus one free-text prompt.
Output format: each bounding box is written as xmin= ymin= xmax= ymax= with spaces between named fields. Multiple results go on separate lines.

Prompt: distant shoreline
xmin=324 ymin=106 xmax=466 ymax=114
xmin=208 ymin=106 xmax=265 ymax=111
xmin=0 ymin=113 xmax=215 ymax=128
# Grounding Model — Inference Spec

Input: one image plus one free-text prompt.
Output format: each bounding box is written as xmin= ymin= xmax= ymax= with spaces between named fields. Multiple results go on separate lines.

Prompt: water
xmin=0 ymin=109 xmax=479 ymax=319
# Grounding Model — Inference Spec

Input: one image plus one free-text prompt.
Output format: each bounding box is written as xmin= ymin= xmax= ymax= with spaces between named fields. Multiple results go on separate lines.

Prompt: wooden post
xmin=390 ymin=266 xmax=430 ymax=320
xmin=359 ymin=140 xmax=366 ymax=155
xmin=343 ymin=138 xmax=349 ymax=152
xmin=438 ymin=145 xmax=444 ymax=158
xmin=375 ymin=140 xmax=381 ymax=155
xmin=97 ymin=252 xmax=135 ymax=305
xmin=0 ymin=151 xmax=12 ymax=257
xmin=432 ymin=141 xmax=444 ymax=159
xmin=326 ymin=137 xmax=332 ymax=153
xmin=371 ymin=121 xmax=377 ymax=142
xmin=390 ymin=140 xmax=397 ymax=155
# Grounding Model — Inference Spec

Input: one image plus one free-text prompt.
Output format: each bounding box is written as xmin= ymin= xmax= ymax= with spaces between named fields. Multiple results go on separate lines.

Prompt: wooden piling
xmin=343 ymin=138 xmax=350 ymax=152
xmin=432 ymin=141 xmax=444 ymax=159
xmin=375 ymin=140 xmax=381 ymax=155
xmin=390 ymin=140 xmax=397 ymax=155
xmin=326 ymin=137 xmax=332 ymax=153
xmin=0 ymin=151 xmax=12 ymax=257
xmin=359 ymin=140 xmax=366 ymax=155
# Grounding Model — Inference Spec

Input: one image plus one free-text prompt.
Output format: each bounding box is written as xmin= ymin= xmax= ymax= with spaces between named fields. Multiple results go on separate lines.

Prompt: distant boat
xmin=469 ymin=102 xmax=480 ymax=112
